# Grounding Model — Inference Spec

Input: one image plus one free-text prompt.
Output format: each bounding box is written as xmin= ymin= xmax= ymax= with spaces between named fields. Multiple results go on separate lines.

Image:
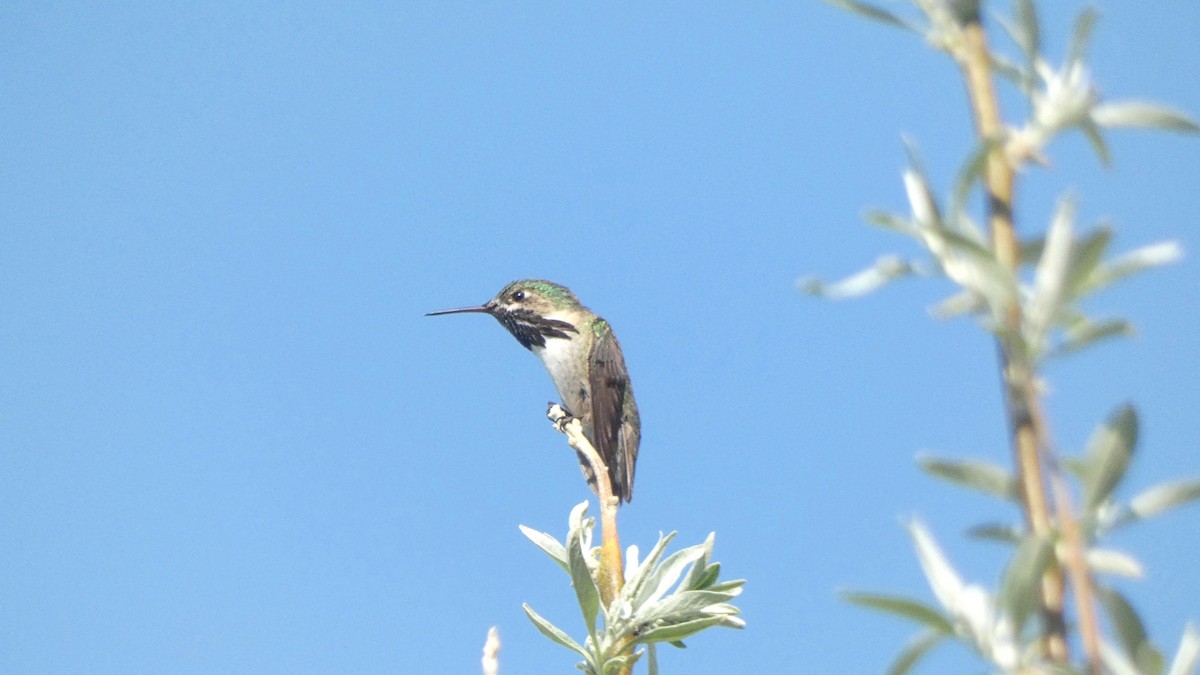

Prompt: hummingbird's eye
xmin=511 ymin=290 xmax=525 ymax=302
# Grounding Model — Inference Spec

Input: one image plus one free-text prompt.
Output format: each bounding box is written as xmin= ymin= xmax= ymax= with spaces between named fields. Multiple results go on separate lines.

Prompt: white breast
xmin=530 ymin=313 xmax=586 ymax=408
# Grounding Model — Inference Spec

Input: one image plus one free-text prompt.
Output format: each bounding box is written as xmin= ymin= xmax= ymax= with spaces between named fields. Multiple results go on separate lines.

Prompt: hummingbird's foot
xmin=546 ymin=401 xmax=577 ymax=432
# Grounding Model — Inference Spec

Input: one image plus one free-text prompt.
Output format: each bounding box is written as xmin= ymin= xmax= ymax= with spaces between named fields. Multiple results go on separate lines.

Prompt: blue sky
xmin=2 ymin=2 xmax=1198 ymax=673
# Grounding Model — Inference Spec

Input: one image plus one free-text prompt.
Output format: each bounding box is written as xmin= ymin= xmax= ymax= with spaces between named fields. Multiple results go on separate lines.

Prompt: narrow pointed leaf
xmin=918 ymin=455 xmax=1018 ymax=501
xmin=841 ymin=591 xmax=954 ymax=634
xmin=798 ymin=255 xmax=919 ymax=299
xmin=1093 ymin=102 xmax=1200 ymax=133
xmin=520 ymin=525 xmax=569 ymax=572
xmin=634 ymin=590 xmax=740 ymax=625
xmin=965 ymin=523 xmax=1024 ymax=544
xmin=567 ymin=525 xmax=601 ymax=637
xmin=1097 ymin=585 xmax=1164 ymax=675
xmin=888 ymin=629 xmax=947 ymax=675
xmin=523 ymin=603 xmax=590 ymax=659
xmin=1064 ymin=225 xmax=1113 ymax=299
xmin=1082 ymin=405 xmax=1139 ymax=511
xmin=687 ymin=563 xmax=721 ymax=592
xmin=822 ymin=0 xmax=922 ymax=33
xmin=1128 ymin=478 xmax=1200 ymax=522
xmin=998 ymin=534 xmax=1054 ymax=632
xmin=949 ymin=139 xmax=995 ymax=223
xmin=1067 ymin=8 xmax=1099 ymax=67
xmin=1027 ymin=195 xmax=1076 ymax=353
xmin=1080 ymin=117 xmax=1112 ymax=167
xmin=1083 ymin=241 xmax=1184 ymax=295
xmin=988 ymin=52 xmax=1028 ymax=88
xmin=1019 ymin=236 xmax=1046 ymax=266
xmin=928 ymin=290 xmax=983 ymax=319
xmin=1167 ymin=624 xmax=1200 ymax=675
xmin=601 ymin=650 xmax=642 ymax=675
xmin=907 ymin=520 xmax=963 ymax=613
xmin=620 ymin=532 xmax=677 ymax=607
xmin=1014 ymin=0 xmax=1040 ymax=61
xmin=1102 ymin=638 xmax=1148 ymax=675
xmin=1050 ymin=317 xmax=1134 ymax=358
xmin=632 ymin=616 xmax=729 ymax=645
xmin=634 ymin=544 xmax=707 ymax=607
xmin=683 ymin=533 xmax=715 ymax=590
xmin=1087 ymin=548 xmax=1144 ymax=579
xmin=865 ymin=209 xmax=917 ymax=235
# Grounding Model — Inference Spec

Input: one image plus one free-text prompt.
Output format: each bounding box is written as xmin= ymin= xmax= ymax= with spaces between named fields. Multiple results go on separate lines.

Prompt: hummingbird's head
xmin=426 ymin=279 xmax=582 ymax=351
xmin=484 ymin=279 xmax=581 ymax=316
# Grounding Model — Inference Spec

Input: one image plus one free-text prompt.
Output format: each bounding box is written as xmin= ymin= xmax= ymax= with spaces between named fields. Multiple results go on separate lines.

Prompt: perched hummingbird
xmin=427 ymin=280 xmax=641 ymax=503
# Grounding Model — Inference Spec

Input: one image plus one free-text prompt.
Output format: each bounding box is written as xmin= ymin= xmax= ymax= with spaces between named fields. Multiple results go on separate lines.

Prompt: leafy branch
xmin=808 ymin=1 xmax=1200 ymax=673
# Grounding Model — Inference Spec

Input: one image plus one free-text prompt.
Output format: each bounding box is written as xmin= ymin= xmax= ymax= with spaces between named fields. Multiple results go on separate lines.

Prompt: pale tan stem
xmin=952 ymin=17 xmax=1073 ymax=664
xmin=547 ymin=403 xmax=630 ymax=674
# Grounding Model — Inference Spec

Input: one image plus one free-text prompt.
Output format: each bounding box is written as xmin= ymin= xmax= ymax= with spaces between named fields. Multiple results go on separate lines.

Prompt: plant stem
xmin=548 ymin=405 xmax=631 ymax=674
xmin=952 ymin=15 xmax=1071 ymax=664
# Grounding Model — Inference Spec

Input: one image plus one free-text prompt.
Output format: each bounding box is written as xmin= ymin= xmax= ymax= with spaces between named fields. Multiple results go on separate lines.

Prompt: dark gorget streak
xmin=494 ymin=307 xmax=578 ymax=350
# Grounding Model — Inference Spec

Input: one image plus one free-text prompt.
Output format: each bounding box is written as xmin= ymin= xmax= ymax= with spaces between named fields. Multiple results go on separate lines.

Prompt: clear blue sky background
xmin=3 ymin=2 xmax=1197 ymax=673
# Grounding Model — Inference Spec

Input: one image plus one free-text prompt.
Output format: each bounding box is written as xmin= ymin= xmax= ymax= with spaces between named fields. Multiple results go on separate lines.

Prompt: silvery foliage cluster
xmin=519 ymin=502 xmax=744 ymax=674
xmin=805 ymin=1 xmax=1200 ymax=673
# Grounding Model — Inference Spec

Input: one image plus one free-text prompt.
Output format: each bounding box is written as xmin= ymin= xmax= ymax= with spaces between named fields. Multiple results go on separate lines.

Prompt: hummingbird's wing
xmin=588 ymin=323 xmax=639 ymax=503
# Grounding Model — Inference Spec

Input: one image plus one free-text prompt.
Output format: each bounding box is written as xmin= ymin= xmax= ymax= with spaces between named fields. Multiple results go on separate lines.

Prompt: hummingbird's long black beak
xmin=425 ymin=305 xmax=493 ymax=317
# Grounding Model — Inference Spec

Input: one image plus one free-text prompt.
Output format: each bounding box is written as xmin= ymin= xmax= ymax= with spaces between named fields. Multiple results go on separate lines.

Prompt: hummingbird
xmin=426 ymin=280 xmax=640 ymax=503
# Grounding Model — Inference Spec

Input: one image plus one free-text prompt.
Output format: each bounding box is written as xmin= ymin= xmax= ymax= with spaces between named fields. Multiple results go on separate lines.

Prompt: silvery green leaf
xmin=991 ymin=13 xmax=1029 ymax=64
xmin=632 ymin=616 xmax=730 ymax=645
xmin=907 ymin=520 xmax=964 ymax=613
xmin=929 ymin=228 xmax=1017 ymax=315
xmin=1127 ymin=478 xmax=1200 ymax=522
xmin=1049 ymin=317 xmax=1133 ymax=358
xmin=1102 ymin=638 xmax=1148 ymax=675
xmin=917 ymin=454 xmax=1019 ymax=501
xmin=1087 ymin=548 xmax=1144 ymax=579
xmin=998 ymin=535 xmax=1054 ymax=633
xmin=965 ymin=522 xmax=1023 ymax=544
xmin=948 ymin=140 xmax=995 ymax=226
xmin=633 ymin=544 xmax=707 ymax=607
xmin=682 ymin=533 xmax=715 ymax=590
xmin=1093 ymin=102 xmax=1200 ymax=133
xmin=568 ymin=500 xmax=590 ymax=533
xmin=1082 ymin=405 xmax=1139 ymax=512
xmin=1019 ymin=236 xmax=1046 ymax=266
xmin=904 ymin=169 xmax=940 ymax=231
xmin=691 ymin=563 xmax=720 ymax=590
xmin=841 ymin=591 xmax=954 ymax=634
xmin=865 ymin=209 xmax=918 ymax=236
xmin=1080 ymin=116 xmax=1113 ymax=167
xmin=703 ymin=579 xmax=746 ymax=594
xmin=822 ymin=0 xmax=922 ymax=33
xmin=1083 ymin=241 xmax=1184 ymax=295
xmin=989 ymin=52 xmax=1028 ymax=88
xmin=568 ymin=521 xmax=601 ymax=637
xmin=523 ymin=603 xmax=591 ymax=660
xmin=1026 ymin=195 xmax=1076 ymax=355
xmin=521 ymin=524 xmax=569 ymax=572
xmin=1097 ymin=585 xmax=1164 ymax=675
xmin=928 ymin=290 xmax=983 ymax=319
xmin=619 ymin=532 xmax=676 ymax=608
xmin=1067 ymin=8 xmax=1098 ymax=67
xmin=1014 ymin=0 xmax=1040 ymax=61
xmin=634 ymin=590 xmax=740 ymax=625
xmin=601 ymin=650 xmax=642 ymax=675
xmin=798 ymin=255 xmax=920 ymax=299
xmin=1167 ymin=624 xmax=1200 ymax=675
xmin=1064 ymin=225 xmax=1113 ymax=299
xmin=888 ymin=629 xmax=946 ymax=675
